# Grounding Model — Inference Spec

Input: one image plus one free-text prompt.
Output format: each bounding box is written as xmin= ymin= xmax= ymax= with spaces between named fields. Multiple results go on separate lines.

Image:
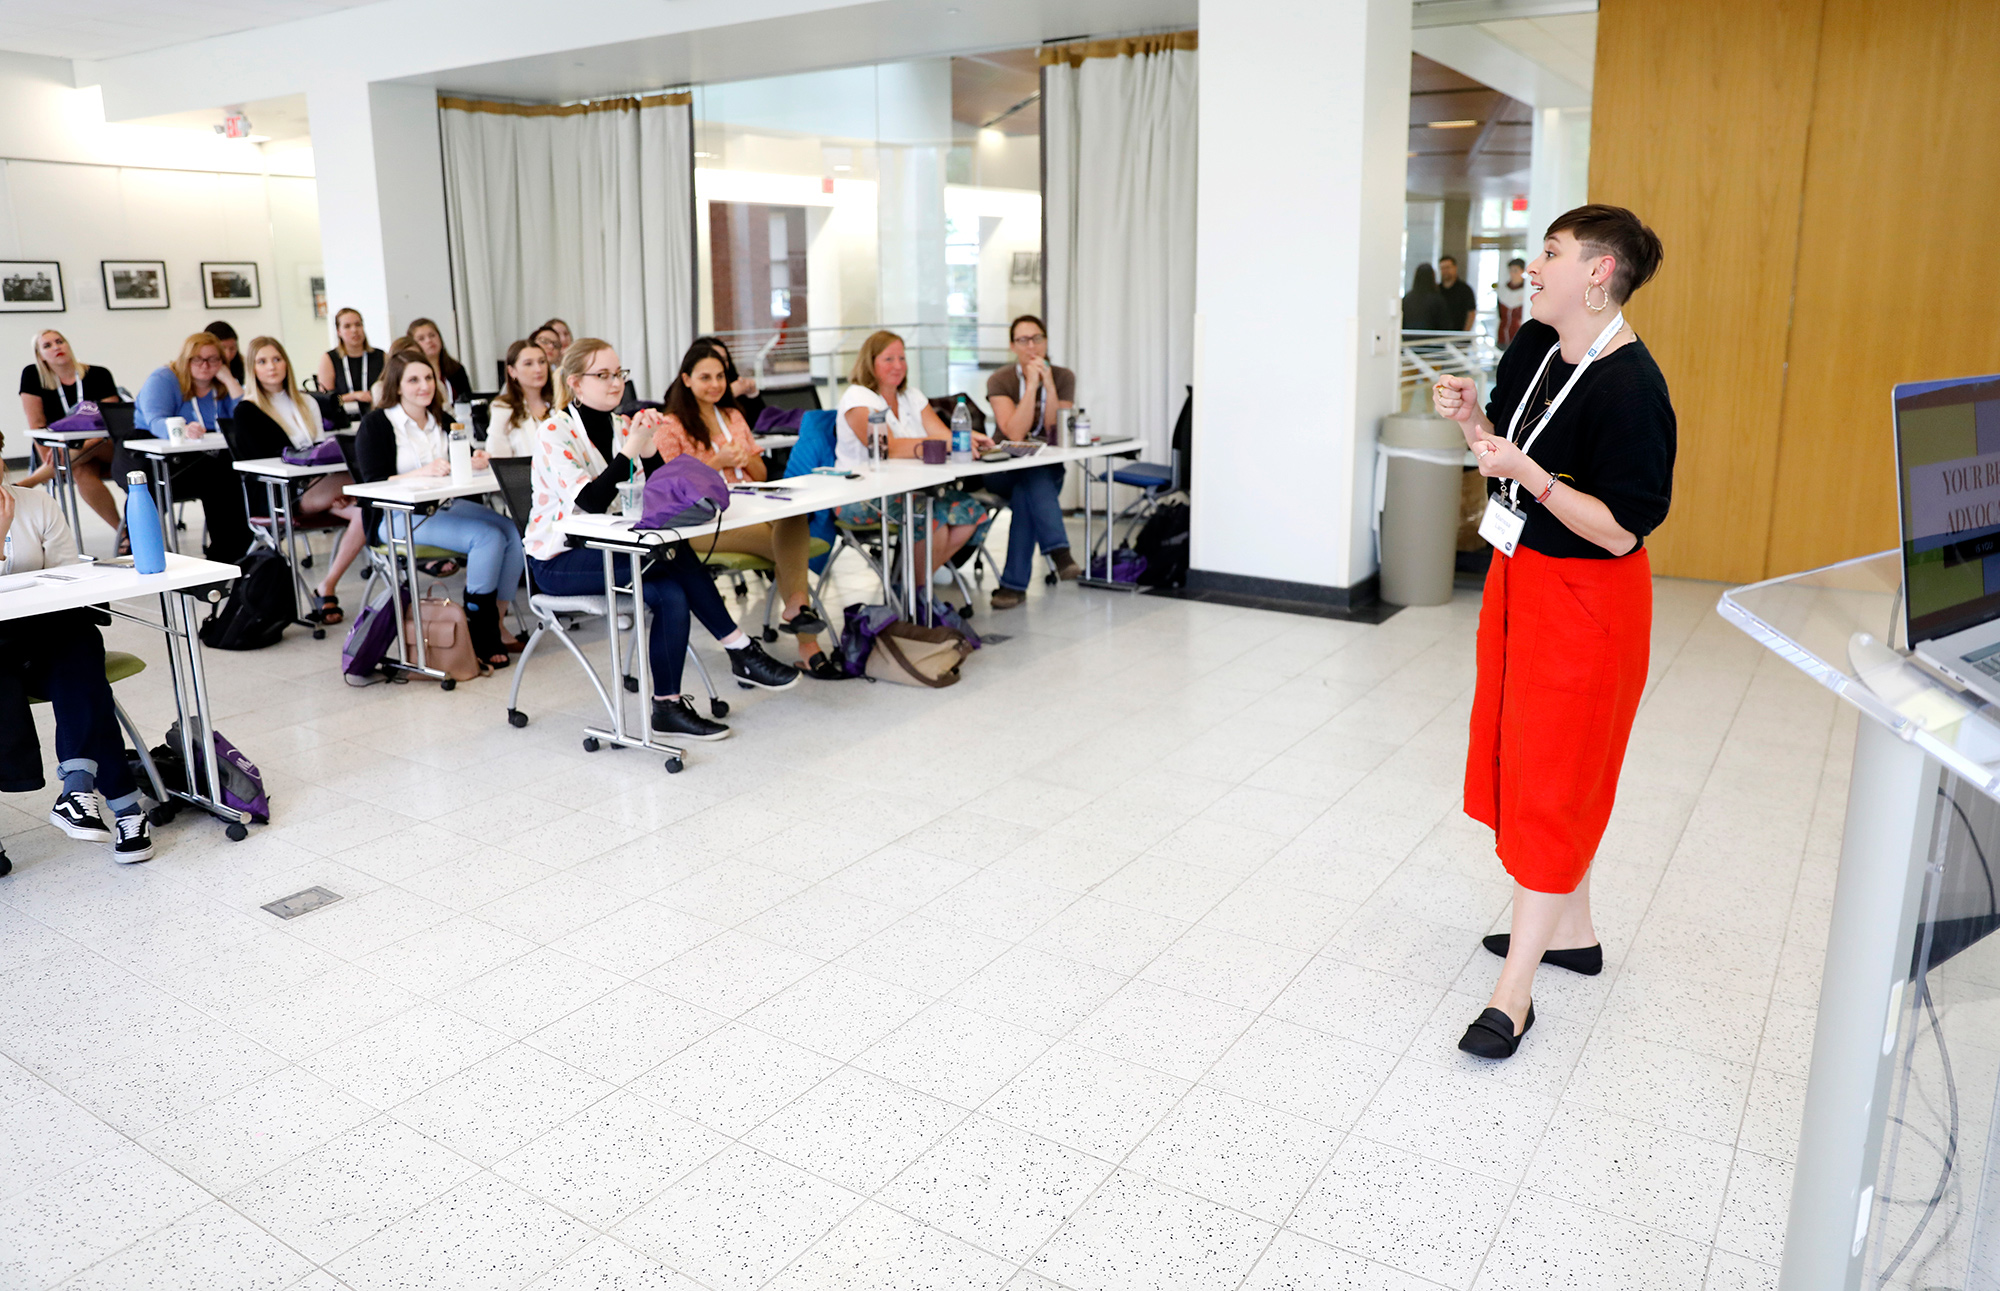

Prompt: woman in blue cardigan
xmin=132 ymin=331 xmax=252 ymax=564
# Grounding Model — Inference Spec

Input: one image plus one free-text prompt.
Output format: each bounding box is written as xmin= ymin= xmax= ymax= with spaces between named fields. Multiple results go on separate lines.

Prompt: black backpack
xmin=199 ymin=549 xmax=294 ymax=650
xmin=1134 ymin=498 xmax=1190 ymax=588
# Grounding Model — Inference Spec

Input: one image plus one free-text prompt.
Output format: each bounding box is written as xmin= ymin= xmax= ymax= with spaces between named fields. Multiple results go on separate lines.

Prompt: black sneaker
xmin=111 ymin=813 xmax=155 ymax=864
xmin=779 ymin=607 xmax=828 ymax=635
xmin=728 ymin=640 xmax=802 ymax=691
xmin=50 ymin=790 xmax=113 ymax=843
xmin=652 ymin=695 xmax=732 ymax=741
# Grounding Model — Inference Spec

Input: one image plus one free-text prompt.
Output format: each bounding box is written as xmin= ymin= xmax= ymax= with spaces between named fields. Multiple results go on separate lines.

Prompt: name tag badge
xmin=1479 ymin=496 xmax=1526 ymax=557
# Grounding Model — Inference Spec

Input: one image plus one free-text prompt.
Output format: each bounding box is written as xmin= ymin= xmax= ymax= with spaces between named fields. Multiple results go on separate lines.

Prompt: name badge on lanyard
xmin=1480 ymin=310 xmax=1624 ymax=558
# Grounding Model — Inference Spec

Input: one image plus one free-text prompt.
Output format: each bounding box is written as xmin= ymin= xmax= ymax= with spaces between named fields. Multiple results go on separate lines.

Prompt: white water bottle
xmin=449 ymin=423 xmax=473 ymax=483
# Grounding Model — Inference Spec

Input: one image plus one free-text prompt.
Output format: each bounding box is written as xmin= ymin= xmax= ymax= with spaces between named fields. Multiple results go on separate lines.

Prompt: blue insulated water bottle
xmin=124 ymin=471 xmax=167 ymax=573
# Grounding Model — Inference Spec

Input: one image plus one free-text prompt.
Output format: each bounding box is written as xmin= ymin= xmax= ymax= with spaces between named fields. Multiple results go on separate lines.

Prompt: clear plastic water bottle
xmin=1072 ymin=407 xmax=1093 ymax=445
xmin=867 ymin=407 xmax=887 ymax=467
xmin=950 ymin=397 xmax=973 ymax=463
xmin=125 ymin=471 xmax=167 ymax=573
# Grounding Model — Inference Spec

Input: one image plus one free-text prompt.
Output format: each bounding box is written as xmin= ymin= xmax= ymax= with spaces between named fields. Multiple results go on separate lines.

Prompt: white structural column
xmin=1192 ymin=0 xmax=1412 ymax=598
xmin=873 ymin=59 xmax=952 ymax=397
xmin=306 ymin=79 xmax=459 ymax=351
xmin=1525 ymin=106 xmax=1591 ymax=264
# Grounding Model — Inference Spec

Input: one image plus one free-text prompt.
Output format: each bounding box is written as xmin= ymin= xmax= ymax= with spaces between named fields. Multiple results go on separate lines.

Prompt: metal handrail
xmin=1400 ymin=326 xmax=1502 ymax=407
xmin=704 ymin=321 xmax=1023 ymax=389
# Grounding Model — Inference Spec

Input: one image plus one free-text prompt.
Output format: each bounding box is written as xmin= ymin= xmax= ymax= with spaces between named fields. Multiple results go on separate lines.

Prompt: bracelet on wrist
xmin=1534 ymin=475 xmax=1558 ymax=506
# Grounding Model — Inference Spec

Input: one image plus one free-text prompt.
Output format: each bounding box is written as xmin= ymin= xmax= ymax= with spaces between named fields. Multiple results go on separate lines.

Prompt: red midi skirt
xmin=1464 ymin=544 xmax=1652 ymax=894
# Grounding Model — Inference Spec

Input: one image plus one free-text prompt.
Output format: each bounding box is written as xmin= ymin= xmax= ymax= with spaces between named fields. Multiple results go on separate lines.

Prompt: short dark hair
xmin=1437 ymin=255 xmax=1457 ymax=267
xmin=1544 ymin=204 xmax=1664 ymax=304
xmin=1507 ymin=257 xmax=1526 ymax=269
xmin=204 ymin=319 xmax=238 ymax=342
xmin=1009 ymin=314 xmax=1046 ymax=342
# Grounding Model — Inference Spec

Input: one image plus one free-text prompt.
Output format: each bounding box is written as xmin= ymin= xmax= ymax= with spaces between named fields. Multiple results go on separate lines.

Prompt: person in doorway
xmin=317 ymin=307 xmax=385 ymax=417
xmin=833 ymin=330 xmax=994 ymax=588
xmin=232 ymin=336 xmax=367 ymax=623
xmin=1431 ymin=204 xmax=1673 ymax=1060
xmin=1495 ymin=257 xmax=1528 ymax=347
xmin=1437 ymin=255 xmax=1478 ymax=332
xmin=983 ymin=313 xmax=1081 ymax=608
xmin=132 ymin=332 xmax=253 ymax=565
xmin=405 ymin=318 xmax=473 ymax=404
xmin=522 ymin=338 xmax=801 ymax=742
xmin=656 ymin=343 xmax=831 ymax=673
xmin=485 ymin=339 xmax=562 ymax=457
xmin=204 ymin=320 xmax=246 ymax=384
xmin=1401 ymin=264 xmax=1455 ymax=332
xmin=354 ymin=349 xmax=524 ymax=668
xmin=16 ymin=329 xmax=124 ymax=536
xmin=0 ymin=434 xmax=157 ymax=867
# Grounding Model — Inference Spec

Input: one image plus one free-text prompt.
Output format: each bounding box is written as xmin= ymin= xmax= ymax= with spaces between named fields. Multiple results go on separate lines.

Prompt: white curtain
xmin=1043 ymin=34 xmax=1198 ymax=465
xmin=440 ymin=93 xmax=693 ymax=400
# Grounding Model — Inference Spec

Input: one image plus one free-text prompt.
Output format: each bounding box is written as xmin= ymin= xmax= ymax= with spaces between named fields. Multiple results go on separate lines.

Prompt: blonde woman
xmin=485 ymin=339 xmax=561 ymax=457
xmin=16 ymin=329 xmax=123 ymax=533
xmin=833 ymin=330 xmax=993 ymax=582
xmin=232 ymin=336 xmax=367 ymax=623
xmin=316 ymin=307 xmax=384 ymax=415
xmin=131 ymin=332 xmax=251 ymax=563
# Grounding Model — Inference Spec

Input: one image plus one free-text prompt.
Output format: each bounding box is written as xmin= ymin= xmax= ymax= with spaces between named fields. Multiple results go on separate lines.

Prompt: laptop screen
xmin=1897 ymin=374 xmax=2000 ymax=643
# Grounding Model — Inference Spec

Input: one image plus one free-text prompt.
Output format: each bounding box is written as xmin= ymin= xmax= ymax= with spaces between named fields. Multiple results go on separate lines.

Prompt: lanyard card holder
xmin=1479 ymin=495 xmax=1526 ymax=557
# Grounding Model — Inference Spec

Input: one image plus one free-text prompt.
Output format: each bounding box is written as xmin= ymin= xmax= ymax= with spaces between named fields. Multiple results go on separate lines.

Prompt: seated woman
xmin=354 ymin=349 xmax=524 ymax=668
xmin=317 ymin=307 xmax=385 ymax=419
xmin=486 ymin=339 xmax=560 ymax=457
xmin=406 ymin=317 xmax=473 ymax=405
xmin=16 ymin=328 xmax=124 ymax=536
xmin=539 ymin=317 xmax=574 ymax=359
xmin=232 ymin=336 xmax=367 ymax=624
xmin=133 ymin=332 xmax=253 ymax=565
xmin=692 ymin=334 xmax=766 ymax=428
xmin=657 ymin=343 xmax=831 ymax=673
xmin=0 ymin=445 xmax=155 ymax=864
xmin=204 ymin=319 xmax=246 ymax=385
xmin=524 ymin=339 xmax=800 ymax=742
xmin=983 ymin=313 xmax=1081 ymax=609
xmin=833 ymin=330 xmax=993 ymax=585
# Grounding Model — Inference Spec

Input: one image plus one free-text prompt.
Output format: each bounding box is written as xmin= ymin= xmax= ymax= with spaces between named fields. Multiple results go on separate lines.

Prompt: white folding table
xmin=0 ymin=553 xmax=253 ymax=838
xmin=342 ymin=471 xmax=502 ymax=688
xmin=123 ymin=436 xmax=233 ymax=554
xmin=26 ymin=426 xmax=103 ymax=551
xmin=233 ymin=455 xmax=346 ymax=639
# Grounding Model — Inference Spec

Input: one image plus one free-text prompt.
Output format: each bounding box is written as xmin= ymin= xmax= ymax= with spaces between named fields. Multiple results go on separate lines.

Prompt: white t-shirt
xmin=385 ymin=404 xmax=449 ymax=475
xmin=833 ymin=381 xmax=929 ymax=472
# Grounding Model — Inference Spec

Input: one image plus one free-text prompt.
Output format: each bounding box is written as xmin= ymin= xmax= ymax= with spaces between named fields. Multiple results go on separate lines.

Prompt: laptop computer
xmin=1895 ymin=372 xmax=2000 ymax=703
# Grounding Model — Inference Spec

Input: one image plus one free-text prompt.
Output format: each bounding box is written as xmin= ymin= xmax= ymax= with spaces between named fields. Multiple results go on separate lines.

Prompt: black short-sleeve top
xmin=326 ymin=347 xmax=385 ymax=400
xmin=18 ymin=364 xmax=119 ymax=426
xmin=1482 ymin=318 xmax=1676 ymax=560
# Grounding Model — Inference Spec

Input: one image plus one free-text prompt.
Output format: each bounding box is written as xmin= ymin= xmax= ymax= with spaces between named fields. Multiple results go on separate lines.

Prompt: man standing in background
xmin=1495 ymin=257 xmax=1528 ymax=346
xmin=1437 ymin=255 xmax=1477 ymax=332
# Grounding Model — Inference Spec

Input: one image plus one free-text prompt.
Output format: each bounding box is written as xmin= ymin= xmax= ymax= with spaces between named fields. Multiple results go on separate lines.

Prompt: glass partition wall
xmin=690 ymin=51 xmax=1043 ymax=410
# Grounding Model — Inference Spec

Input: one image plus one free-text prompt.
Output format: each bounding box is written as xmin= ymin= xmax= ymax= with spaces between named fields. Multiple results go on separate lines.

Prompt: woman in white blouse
xmin=485 ymin=339 xmax=560 ymax=458
xmin=232 ymin=337 xmax=367 ymax=624
xmin=833 ymin=330 xmax=993 ymax=584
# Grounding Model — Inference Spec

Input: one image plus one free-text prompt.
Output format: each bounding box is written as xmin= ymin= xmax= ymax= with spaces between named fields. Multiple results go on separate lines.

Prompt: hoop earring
xmin=1584 ymin=283 xmax=1610 ymax=313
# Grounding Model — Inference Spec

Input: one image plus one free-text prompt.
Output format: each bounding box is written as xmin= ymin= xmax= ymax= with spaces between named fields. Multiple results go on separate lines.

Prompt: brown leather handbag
xmin=401 ymin=585 xmax=485 ymax=682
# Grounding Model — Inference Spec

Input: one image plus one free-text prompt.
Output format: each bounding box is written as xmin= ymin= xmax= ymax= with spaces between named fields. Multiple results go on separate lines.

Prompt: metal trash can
xmin=1375 ymin=412 xmax=1469 ymax=606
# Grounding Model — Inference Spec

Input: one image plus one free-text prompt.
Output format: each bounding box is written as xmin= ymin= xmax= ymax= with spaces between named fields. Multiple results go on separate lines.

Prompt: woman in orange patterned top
xmin=656 ymin=342 xmax=830 ymax=674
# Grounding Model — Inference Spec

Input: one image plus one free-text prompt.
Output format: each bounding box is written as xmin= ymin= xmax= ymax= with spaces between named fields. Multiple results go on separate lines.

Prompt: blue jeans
xmin=405 ymin=500 xmax=523 ymax=599
xmin=16 ymin=613 xmax=134 ymax=802
xmin=989 ymin=464 xmax=1069 ymax=591
xmin=530 ymin=543 xmax=737 ymax=696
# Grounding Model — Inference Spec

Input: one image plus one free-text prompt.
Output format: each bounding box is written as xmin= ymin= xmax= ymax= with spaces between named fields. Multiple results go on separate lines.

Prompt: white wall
xmin=1193 ymin=0 xmax=1411 ymax=595
xmin=1525 ymin=106 xmax=1591 ymax=260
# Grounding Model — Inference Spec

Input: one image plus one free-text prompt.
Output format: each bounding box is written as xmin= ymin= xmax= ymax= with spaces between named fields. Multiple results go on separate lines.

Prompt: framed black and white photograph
xmin=201 ymin=261 xmax=261 ymax=309
xmin=1010 ymin=251 xmax=1042 ymax=285
xmin=101 ymin=260 xmax=169 ymax=310
xmin=0 ymin=261 xmax=65 ymax=313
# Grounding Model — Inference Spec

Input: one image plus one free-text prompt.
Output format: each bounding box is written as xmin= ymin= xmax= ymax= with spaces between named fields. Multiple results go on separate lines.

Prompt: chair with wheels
xmin=486 ymin=458 xmax=725 ymax=729
xmin=702 ymin=541 xmax=834 ymax=642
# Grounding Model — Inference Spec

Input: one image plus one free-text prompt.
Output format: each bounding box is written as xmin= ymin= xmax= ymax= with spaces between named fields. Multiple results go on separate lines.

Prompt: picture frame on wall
xmin=0 ymin=261 xmax=65 ymax=313
xmin=101 ymin=260 xmax=170 ymax=310
xmin=201 ymin=261 xmax=261 ymax=309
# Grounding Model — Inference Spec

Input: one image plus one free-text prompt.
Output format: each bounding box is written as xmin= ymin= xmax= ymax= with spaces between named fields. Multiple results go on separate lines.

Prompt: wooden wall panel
xmin=1588 ymin=0 xmax=1824 ymax=583
xmin=1764 ymin=0 xmax=2000 ymax=575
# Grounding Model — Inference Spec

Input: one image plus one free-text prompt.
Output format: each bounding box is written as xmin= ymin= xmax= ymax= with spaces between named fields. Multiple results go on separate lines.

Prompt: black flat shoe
xmin=1482 ymin=934 xmax=1603 ymax=976
xmin=779 ymin=607 xmax=828 ymax=636
xmin=1458 ymin=1003 xmax=1534 ymax=1059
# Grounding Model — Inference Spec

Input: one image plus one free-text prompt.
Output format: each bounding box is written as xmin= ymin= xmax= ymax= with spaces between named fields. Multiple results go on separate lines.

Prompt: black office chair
xmin=762 ymin=384 xmax=823 ymax=413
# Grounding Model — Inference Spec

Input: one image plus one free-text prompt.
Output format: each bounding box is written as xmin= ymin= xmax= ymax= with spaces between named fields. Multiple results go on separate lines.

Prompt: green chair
xmin=703 ymin=537 xmax=834 ymax=641
xmin=26 ymin=650 xmax=173 ymax=825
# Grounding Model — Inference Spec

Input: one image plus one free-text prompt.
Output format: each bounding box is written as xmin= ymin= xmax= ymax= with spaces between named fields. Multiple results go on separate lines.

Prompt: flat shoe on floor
xmin=1458 ymin=1002 xmax=1534 ymax=1059
xmin=1481 ymin=934 xmax=1603 ymax=976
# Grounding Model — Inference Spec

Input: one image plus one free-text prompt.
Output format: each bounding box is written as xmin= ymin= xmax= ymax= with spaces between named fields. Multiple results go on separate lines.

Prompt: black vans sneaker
xmin=111 ymin=813 xmax=155 ymax=864
xmin=50 ymin=790 xmax=113 ymax=843
xmin=728 ymin=640 xmax=802 ymax=691
xmin=652 ymin=695 xmax=732 ymax=741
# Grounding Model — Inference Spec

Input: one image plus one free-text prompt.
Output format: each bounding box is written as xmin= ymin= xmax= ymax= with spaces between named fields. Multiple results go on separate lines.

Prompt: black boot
xmin=463 ymin=595 xmax=510 ymax=669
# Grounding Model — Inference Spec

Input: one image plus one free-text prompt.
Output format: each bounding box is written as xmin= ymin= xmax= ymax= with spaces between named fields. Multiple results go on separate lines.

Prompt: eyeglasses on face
xmin=190 ymin=354 xmax=222 ymax=366
xmin=584 ymin=369 xmax=630 ymax=383
xmin=1013 ymin=333 xmax=1047 ymax=345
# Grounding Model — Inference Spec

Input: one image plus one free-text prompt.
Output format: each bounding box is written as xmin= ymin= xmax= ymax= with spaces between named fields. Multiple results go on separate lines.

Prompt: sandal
xmin=802 ymin=651 xmax=847 ymax=680
xmin=313 ymin=593 xmax=344 ymax=625
xmin=417 ymin=557 xmax=461 ymax=579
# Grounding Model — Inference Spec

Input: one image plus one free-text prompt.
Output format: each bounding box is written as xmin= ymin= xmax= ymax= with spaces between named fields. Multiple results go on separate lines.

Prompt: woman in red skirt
xmin=1432 ymin=204 xmax=1674 ymax=1059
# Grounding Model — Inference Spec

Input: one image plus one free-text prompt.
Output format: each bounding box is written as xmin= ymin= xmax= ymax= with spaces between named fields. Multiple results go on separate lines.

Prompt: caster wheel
xmin=441 ymin=678 xmax=456 ymax=692
xmin=225 ymin=822 xmax=249 ymax=842
xmin=623 ymin=675 xmax=639 ymax=694
xmin=960 ymin=604 xmax=975 ymax=618
xmin=582 ymin=737 xmax=601 ymax=752
xmin=664 ymin=757 xmax=684 ymax=774
xmin=313 ymin=627 xmax=327 ymax=640
xmin=507 ymin=709 xmax=528 ymax=728
xmin=147 ymin=805 xmax=174 ymax=826
xmin=762 ymin=627 xmax=778 ymax=643
xmin=1045 ymin=574 xmax=1057 ymax=587
xmin=710 ymin=699 xmax=729 ymax=718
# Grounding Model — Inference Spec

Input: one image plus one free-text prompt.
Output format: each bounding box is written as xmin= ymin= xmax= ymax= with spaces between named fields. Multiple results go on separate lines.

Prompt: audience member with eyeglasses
xmin=981 ymin=314 xmax=1080 ymax=608
xmin=132 ymin=331 xmax=254 ymax=564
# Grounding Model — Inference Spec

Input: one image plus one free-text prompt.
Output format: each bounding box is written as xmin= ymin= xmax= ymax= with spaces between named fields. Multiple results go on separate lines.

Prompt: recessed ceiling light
xmin=833 ymin=164 xmax=851 ymax=171
xmin=1425 ymin=119 xmax=1479 ymax=129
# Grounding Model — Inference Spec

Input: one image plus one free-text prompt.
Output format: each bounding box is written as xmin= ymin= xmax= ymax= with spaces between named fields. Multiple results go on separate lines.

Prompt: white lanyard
xmin=1017 ymin=365 xmax=1045 ymax=429
xmin=1500 ymin=311 xmax=1624 ymax=507
xmin=190 ymin=390 xmax=214 ymax=429
xmin=344 ymin=352 xmax=365 ymax=393
xmin=55 ymin=379 xmax=78 ymax=414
